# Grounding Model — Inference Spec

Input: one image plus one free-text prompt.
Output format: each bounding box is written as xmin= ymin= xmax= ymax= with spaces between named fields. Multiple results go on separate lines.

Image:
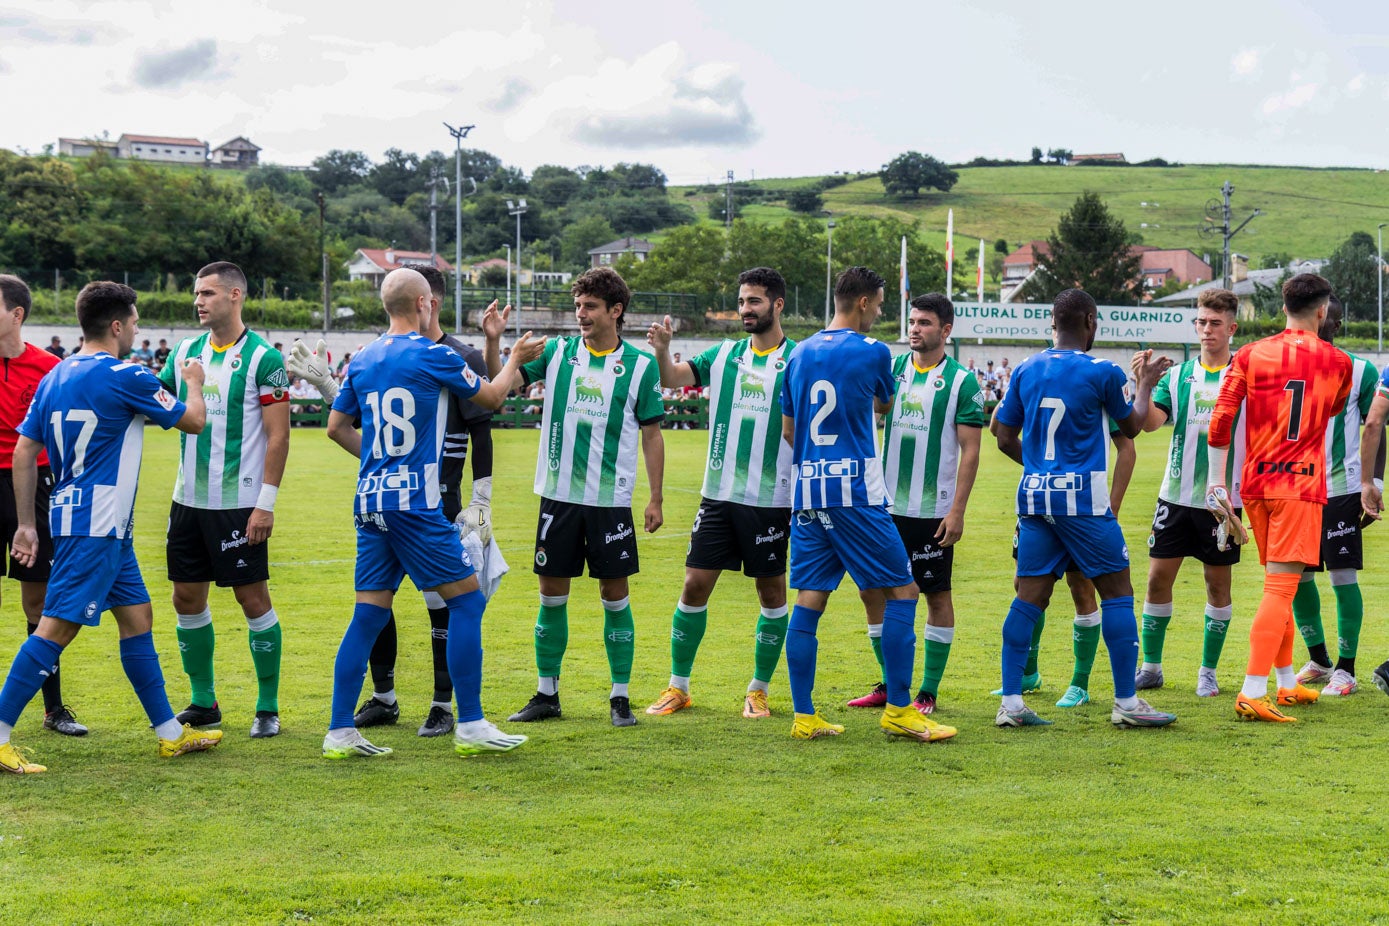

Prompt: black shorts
xmin=685 ymin=498 xmax=789 ymax=578
xmin=894 ymin=514 xmax=953 ymax=594
xmin=167 ymin=501 xmax=270 ymax=586
xmin=1306 ymin=494 xmax=1363 ymax=572
xmin=533 ymin=498 xmax=639 ymax=579
xmin=0 ymin=467 xmax=54 ymax=583
xmin=1147 ymin=500 xmax=1241 ymax=566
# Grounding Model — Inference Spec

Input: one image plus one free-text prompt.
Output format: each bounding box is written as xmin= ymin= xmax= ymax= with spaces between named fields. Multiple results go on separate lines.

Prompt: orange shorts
xmin=1243 ymin=498 xmax=1323 ymax=567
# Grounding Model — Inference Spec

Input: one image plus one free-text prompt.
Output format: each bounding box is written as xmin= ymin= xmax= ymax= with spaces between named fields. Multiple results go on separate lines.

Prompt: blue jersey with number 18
xmin=994 ymin=348 xmax=1131 ymax=517
xmin=780 ymin=328 xmax=894 ymax=510
xmin=332 ymin=332 xmax=483 ymax=514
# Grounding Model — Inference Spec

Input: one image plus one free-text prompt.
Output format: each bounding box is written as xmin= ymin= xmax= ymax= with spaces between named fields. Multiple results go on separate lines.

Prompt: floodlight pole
xmin=824 ymin=218 xmax=835 ymax=327
xmin=444 ymin=121 xmax=475 ymax=332
xmin=507 ymin=198 xmax=528 ymax=337
xmin=1378 ymin=223 xmax=1386 ymax=353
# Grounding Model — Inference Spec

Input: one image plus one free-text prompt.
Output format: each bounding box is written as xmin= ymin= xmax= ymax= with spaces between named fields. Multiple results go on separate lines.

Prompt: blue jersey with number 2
xmin=332 ymin=332 xmax=483 ymax=514
xmin=994 ymin=348 xmax=1131 ymax=517
xmin=781 ymin=329 xmax=894 ymax=510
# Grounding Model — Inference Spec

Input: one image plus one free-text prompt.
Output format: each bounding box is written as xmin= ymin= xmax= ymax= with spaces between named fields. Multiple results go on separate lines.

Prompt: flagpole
xmin=945 ymin=209 xmax=954 ymax=303
xmin=977 ymin=237 xmax=985 ymax=305
xmin=900 ymin=235 xmax=909 ymax=342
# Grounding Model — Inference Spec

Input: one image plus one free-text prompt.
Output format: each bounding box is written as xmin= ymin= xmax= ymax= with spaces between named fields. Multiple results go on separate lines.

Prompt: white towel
xmin=461 ymin=530 xmax=509 ymax=601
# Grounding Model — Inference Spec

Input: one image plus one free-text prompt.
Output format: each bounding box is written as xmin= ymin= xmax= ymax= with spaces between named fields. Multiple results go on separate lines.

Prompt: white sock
xmin=246 ymin=608 xmax=278 ymax=632
xmin=538 ymin=676 xmax=558 ymax=696
xmin=1115 ymin=696 xmax=1139 ymax=711
xmin=1074 ymin=609 xmax=1101 ymax=627
xmin=669 ymin=675 xmax=690 ymax=692
xmin=867 ymin=622 xmax=883 ymax=639
xmin=1274 ymin=664 xmax=1297 ymax=689
xmin=0 ymin=720 xmax=12 ymax=745
xmin=431 ymin=700 xmax=451 ymax=710
xmin=326 ymin=726 xmax=359 ymax=744
xmin=374 ymin=689 xmax=397 ymax=706
xmin=747 ymin=679 xmax=769 ymax=693
xmin=611 ymin=683 xmax=629 ymax=698
xmin=1241 ymin=674 xmax=1269 ymax=699
xmin=1141 ymin=662 xmax=1162 ymax=674
xmin=1001 ymin=694 xmax=1024 ymax=711
xmin=458 ymin=718 xmax=494 ymax=737
xmin=155 ymin=718 xmax=183 ymax=740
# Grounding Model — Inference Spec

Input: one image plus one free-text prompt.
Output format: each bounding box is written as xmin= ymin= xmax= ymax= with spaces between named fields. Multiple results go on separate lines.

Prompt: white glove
xmin=457 ymin=476 xmax=493 ymax=545
xmin=286 ymin=338 xmax=338 ymax=402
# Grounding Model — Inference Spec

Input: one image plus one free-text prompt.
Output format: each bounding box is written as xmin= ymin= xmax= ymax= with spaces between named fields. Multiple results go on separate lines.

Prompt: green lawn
xmin=674 ymin=165 xmax=1389 ymax=265
xmin=4 ymin=427 xmax=1389 ymax=924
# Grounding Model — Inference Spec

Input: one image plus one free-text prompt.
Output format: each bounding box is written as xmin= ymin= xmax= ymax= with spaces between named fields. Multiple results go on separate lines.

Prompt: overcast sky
xmin=5 ymin=0 xmax=1388 ymax=182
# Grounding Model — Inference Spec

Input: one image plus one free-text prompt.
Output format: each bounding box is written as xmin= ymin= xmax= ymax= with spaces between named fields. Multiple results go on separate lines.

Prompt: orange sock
xmin=1247 ymin=572 xmax=1302 ymax=677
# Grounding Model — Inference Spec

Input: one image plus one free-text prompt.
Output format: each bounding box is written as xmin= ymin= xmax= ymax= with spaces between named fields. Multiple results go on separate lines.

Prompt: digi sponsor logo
xmin=1256 ymin=460 xmax=1315 ymax=476
xmin=799 ymin=459 xmax=859 ymax=480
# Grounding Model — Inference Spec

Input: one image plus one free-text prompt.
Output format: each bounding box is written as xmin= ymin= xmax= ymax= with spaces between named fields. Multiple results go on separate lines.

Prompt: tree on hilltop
xmin=880 ymin=151 xmax=958 ymax=198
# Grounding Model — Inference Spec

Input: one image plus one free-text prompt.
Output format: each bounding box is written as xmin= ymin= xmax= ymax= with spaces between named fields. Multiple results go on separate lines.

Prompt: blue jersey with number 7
xmin=780 ymin=329 xmax=894 ymax=510
xmin=994 ymin=348 xmax=1132 ymax=517
xmin=332 ymin=332 xmax=483 ymax=514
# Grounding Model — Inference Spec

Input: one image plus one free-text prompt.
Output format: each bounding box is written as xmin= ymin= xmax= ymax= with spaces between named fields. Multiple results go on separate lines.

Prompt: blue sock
xmin=445 ymin=590 xmax=486 ymax=724
xmin=119 ymin=631 xmax=175 ymax=728
xmin=1000 ymin=598 xmax=1043 ymax=696
xmin=1101 ymin=595 xmax=1139 ymax=701
xmin=331 ymin=602 xmax=393 ymax=730
xmin=0 ymin=635 xmax=64 ymax=727
xmin=881 ymin=598 xmax=918 ymax=708
xmin=785 ymin=605 xmax=823 ymax=715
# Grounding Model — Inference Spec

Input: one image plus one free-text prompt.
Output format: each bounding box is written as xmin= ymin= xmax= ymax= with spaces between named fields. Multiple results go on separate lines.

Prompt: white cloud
xmin=1346 ymin=73 xmax=1365 ymax=95
xmin=1262 ymin=82 xmax=1318 ymax=114
xmin=1231 ymin=47 xmax=1261 ymax=78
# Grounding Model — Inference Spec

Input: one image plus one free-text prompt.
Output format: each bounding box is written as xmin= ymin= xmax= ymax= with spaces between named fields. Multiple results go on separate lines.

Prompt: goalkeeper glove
xmin=286 ymin=338 xmax=338 ymax=402
xmin=458 ymin=476 xmax=493 ymax=545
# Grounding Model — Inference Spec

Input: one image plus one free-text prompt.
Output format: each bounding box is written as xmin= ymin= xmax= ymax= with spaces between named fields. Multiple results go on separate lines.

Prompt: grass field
xmin=5 ymin=426 xmax=1389 ymax=924
xmin=674 ymin=164 xmax=1389 ymax=265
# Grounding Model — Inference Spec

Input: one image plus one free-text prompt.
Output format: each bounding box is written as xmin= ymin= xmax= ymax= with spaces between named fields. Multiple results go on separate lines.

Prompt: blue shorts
xmin=355 ymin=509 xmax=475 ymax=592
xmin=1016 ymin=514 xmax=1130 ymax=580
xmin=789 ymin=506 xmax=912 ymax=592
xmin=44 ymin=535 xmax=151 ymax=625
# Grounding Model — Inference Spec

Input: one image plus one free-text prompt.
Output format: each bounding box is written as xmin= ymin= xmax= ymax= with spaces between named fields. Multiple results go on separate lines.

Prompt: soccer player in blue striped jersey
xmin=992 ymin=288 xmax=1177 ymax=728
xmin=322 ymin=269 xmax=543 ymax=759
xmin=779 ymin=266 xmax=955 ymax=743
xmin=0 ymin=282 xmax=220 ymax=773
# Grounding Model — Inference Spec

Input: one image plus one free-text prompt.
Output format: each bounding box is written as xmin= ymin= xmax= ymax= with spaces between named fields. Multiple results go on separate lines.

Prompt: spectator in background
xmin=45 ymin=336 xmax=66 ymax=359
xmin=133 ymin=340 xmax=154 ymax=366
xmin=288 ymin=375 xmax=322 ymax=418
xmin=335 ymin=352 xmax=352 ymax=381
xmin=153 ymin=339 xmax=170 ymax=370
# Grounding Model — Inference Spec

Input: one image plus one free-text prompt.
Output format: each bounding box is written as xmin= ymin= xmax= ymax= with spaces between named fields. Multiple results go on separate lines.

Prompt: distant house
xmin=116 ymin=134 xmax=208 ymax=164
xmin=1154 ymin=257 xmax=1328 ymax=318
xmin=58 ymin=137 xmax=118 ymax=158
xmin=211 ymin=137 xmax=261 ymax=168
xmin=347 ymin=249 xmax=455 ymax=288
xmin=465 ymin=258 xmax=571 ymax=287
xmin=1000 ymin=241 xmax=1212 ymax=302
xmin=588 ymin=237 xmax=652 ymax=268
xmin=1070 ymin=153 xmax=1128 ymax=165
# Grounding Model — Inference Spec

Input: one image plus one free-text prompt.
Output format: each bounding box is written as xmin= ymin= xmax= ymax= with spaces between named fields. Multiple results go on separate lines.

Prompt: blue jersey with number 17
xmin=780 ymin=328 xmax=894 ymax=510
xmin=332 ymin=332 xmax=483 ymax=514
xmin=994 ymin=348 xmax=1131 ymax=517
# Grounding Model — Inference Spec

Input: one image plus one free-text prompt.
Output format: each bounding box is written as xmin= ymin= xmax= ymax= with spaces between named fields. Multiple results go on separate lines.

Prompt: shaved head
xmin=381 ymin=268 xmax=429 ymax=318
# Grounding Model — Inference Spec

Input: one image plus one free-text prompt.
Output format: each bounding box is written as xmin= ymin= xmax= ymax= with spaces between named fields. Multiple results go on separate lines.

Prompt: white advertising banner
xmin=950 ymin=303 xmax=1200 ymax=344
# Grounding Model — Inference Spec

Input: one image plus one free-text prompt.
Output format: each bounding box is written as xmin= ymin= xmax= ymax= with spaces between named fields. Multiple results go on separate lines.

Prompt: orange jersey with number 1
xmin=1207 ymin=329 xmax=1351 ymax=504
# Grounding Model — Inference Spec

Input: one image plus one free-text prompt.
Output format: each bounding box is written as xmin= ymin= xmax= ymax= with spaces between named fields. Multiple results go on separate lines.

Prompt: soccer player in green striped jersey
xmin=641 ymin=267 xmax=795 ymax=720
xmin=159 ymin=261 xmax=289 ymax=738
xmin=1291 ymin=294 xmax=1383 ymax=696
xmin=850 ymin=295 xmax=984 ymax=716
xmin=1127 ymin=288 xmax=1244 ymax=698
xmin=484 ymin=268 xmax=665 ymax=728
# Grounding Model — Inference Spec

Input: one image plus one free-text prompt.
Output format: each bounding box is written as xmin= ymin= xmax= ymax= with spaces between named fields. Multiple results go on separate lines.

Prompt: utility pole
xmin=824 ymin=217 xmax=835 ymax=327
xmin=444 ymin=121 xmax=475 ymax=333
xmin=1378 ymin=222 xmax=1386 ymax=352
xmin=725 ymin=170 xmax=734 ymax=228
xmin=317 ymin=191 xmax=329 ymax=335
xmin=426 ymin=166 xmax=448 ymax=265
xmin=507 ymin=198 xmax=528 ymax=337
xmin=1201 ymin=181 xmax=1261 ymax=291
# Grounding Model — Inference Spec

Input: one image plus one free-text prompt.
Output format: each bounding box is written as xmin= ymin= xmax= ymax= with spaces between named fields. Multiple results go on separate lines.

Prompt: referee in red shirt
xmin=0 ymin=275 xmax=86 ymax=736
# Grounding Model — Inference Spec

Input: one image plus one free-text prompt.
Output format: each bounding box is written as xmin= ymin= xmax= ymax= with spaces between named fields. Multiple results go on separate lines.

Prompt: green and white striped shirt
xmin=158 ymin=329 xmax=288 ymax=510
xmin=1324 ymin=351 xmax=1377 ymax=498
xmin=522 ymin=336 xmax=664 ymax=507
xmin=1153 ymin=358 xmax=1245 ymax=509
xmin=688 ymin=337 xmax=795 ymax=508
xmin=881 ymin=353 xmax=987 ymax=519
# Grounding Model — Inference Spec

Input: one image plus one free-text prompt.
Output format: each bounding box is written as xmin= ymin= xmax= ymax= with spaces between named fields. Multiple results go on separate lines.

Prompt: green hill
xmin=673 ymin=164 xmax=1389 ymax=264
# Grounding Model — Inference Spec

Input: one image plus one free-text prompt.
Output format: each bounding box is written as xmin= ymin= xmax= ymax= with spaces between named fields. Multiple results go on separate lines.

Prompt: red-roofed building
xmin=1070 ymin=153 xmax=1128 ymax=165
xmin=116 ymin=133 xmax=208 ymax=164
xmin=347 ymin=249 xmax=455 ymax=288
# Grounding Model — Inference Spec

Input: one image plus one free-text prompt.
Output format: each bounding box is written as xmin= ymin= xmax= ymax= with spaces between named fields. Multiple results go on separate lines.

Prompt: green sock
xmin=603 ymin=598 xmax=635 ymax=685
xmin=1202 ymin=604 xmax=1232 ymax=669
xmin=869 ymin=628 xmax=885 ymax=683
xmin=752 ymin=607 xmax=788 ymax=684
xmin=1140 ymin=605 xmax=1172 ymax=664
xmin=535 ymin=596 xmax=569 ymax=679
xmin=247 ymin=611 xmax=281 ymax=713
xmin=670 ymin=601 xmax=708 ymax=678
xmin=1293 ymin=578 xmax=1325 ymax=650
xmin=919 ymin=626 xmax=953 ymax=698
xmin=1070 ymin=617 xmax=1101 ymax=689
xmin=1024 ymin=612 xmax=1046 ymax=676
xmin=176 ymin=613 xmax=216 ymax=708
xmin=1333 ymin=580 xmax=1364 ymax=660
